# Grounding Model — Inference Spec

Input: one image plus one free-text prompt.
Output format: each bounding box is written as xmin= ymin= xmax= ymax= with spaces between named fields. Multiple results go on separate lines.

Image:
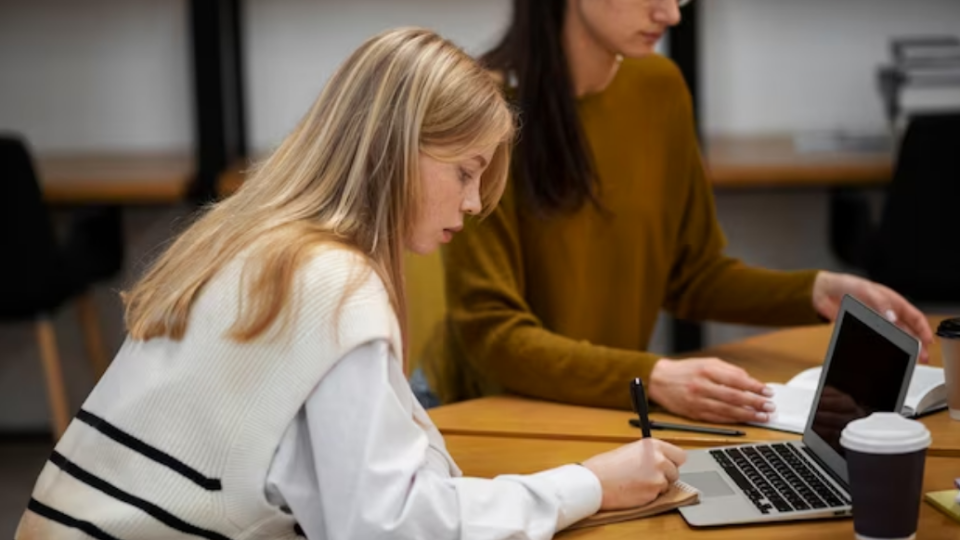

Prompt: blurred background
xmin=1 ymin=0 xmax=959 ymax=534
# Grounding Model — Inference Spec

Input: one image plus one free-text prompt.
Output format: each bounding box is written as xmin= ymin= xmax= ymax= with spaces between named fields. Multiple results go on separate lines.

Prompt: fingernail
xmin=755 ymin=412 xmax=769 ymax=422
xmin=762 ymin=387 xmax=775 ymax=397
xmin=763 ymin=401 xmax=777 ymax=412
xmin=885 ymin=309 xmax=897 ymax=323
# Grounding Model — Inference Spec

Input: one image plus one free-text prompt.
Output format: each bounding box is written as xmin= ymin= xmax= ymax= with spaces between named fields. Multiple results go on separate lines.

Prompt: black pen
xmin=629 ymin=377 xmax=653 ymax=438
xmin=629 ymin=418 xmax=746 ymax=437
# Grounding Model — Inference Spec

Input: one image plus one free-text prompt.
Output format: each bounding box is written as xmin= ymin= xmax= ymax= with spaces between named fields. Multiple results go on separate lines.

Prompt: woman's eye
xmin=458 ymin=168 xmax=473 ymax=184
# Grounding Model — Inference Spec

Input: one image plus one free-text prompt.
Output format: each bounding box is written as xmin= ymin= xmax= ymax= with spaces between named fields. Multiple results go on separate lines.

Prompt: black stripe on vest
xmin=48 ymin=451 xmax=232 ymax=540
xmin=76 ymin=409 xmax=222 ymax=491
xmin=28 ymin=498 xmax=124 ymax=540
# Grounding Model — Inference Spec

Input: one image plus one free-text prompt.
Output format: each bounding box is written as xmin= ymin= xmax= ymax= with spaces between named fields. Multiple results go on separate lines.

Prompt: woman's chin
xmin=619 ymin=44 xmax=659 ymax=59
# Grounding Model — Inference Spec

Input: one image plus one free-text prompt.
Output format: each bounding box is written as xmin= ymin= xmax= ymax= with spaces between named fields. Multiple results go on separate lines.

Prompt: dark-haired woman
xmin=422 ymin=0 xmax=932 ymax=422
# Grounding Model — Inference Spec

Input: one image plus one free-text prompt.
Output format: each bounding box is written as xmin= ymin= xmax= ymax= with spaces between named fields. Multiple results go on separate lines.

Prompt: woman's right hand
xmin=581 ymin=439 xmax=687 ymax=511
xmin=648 ymin=357 xmax=776 ymax=424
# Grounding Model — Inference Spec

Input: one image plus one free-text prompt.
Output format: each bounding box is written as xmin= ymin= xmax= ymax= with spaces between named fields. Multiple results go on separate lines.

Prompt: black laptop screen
xmin=810 ymin=311 xmax=912 ymax=457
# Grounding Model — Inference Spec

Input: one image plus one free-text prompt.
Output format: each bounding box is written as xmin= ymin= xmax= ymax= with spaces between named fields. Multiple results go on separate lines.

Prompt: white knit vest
xmin=17 ymin=247 xmax=403 ymax=540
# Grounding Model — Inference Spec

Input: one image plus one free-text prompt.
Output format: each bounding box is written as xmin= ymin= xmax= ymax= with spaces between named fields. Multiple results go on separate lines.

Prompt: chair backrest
xmin=0 ymin=135 xmax=60 ymax=286
xmin=869 ymin=113 xmax=960 ymax=302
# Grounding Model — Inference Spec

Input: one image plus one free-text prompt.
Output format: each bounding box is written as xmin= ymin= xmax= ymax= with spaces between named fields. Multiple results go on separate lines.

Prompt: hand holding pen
xmin=578 ymin=380 xmax=688 ymax=510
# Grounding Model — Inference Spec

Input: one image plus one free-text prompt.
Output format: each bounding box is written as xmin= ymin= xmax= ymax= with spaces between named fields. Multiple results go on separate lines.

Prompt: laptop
xmin=678 ymin=295 xmax=920 ymax=527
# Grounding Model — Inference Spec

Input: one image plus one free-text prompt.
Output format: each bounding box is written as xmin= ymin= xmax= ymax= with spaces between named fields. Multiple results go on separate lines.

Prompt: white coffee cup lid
xmin=840 ymin=413 xmax=931 ymax=454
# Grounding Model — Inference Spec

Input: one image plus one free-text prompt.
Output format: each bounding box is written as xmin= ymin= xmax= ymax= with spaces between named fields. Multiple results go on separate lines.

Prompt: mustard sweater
xmin=428 ymin=55 xmax=821 ymax=410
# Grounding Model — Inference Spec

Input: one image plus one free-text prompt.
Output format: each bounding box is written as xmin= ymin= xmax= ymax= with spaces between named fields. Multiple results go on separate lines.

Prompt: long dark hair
xmin=483 ymin=0 xmax=597 ymax=214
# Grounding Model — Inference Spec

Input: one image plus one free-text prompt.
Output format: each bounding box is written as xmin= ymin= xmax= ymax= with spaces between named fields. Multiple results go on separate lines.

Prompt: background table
xmin=705 ymin=135 xmax=892 ymax=189
xmin=38 ymin=153 xmax=194 ymax=204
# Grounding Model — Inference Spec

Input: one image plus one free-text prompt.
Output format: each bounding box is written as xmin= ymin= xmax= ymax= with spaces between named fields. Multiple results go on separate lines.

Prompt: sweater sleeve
xmin=442 ymin=183 xmax=660 ymax=410
xmin=662 ymin=88 xmax=822 ymax=327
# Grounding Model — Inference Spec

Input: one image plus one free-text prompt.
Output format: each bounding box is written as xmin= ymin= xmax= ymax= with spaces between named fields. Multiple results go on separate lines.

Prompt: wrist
xmin=579 ymin=457 xmax=600 ymax=483
xmin=812 ymin=270 xmax=838 ymax=299
xmin=811 ymin=271 xmax=834 ymax=319
xmin=648 ymin=358 xmax=672 ymax=405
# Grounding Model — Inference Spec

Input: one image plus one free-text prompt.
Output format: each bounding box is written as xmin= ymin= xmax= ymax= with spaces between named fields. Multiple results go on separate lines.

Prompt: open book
xmin=756 ymin=365 xmax=947 ymax=434
xmin=567 ymin=481 xmax=699 ymax=530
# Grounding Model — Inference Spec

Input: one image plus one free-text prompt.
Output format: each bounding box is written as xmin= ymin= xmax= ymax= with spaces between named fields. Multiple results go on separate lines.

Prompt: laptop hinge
xmin=801 ymin=445 xmax=850 ymax=495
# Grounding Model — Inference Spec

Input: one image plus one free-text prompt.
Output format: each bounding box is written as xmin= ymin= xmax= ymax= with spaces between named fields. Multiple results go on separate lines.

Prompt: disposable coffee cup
xmin=840 ymin=413 xmax=930 ymax=540
xmin=936 ymin=318 xmax=960 ymax=421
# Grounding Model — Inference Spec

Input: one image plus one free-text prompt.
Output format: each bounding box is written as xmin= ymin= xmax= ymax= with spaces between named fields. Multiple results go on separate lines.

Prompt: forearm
xmin=452 ymin=311 xmax=661 ymax=410
xmin=667 ymin=259 xmax=821 ymax=327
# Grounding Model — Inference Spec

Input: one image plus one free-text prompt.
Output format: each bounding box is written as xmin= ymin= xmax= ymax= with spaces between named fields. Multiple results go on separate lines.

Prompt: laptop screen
xmin=810 ymin=310 xmax=913 ymax=458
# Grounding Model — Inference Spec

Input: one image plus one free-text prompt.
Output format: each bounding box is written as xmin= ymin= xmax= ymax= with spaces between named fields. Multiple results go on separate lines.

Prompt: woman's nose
xmin=462 ymin=187 xmax=482 ymax=216
xmin=653 ymin=1 xmax=682 ymax=27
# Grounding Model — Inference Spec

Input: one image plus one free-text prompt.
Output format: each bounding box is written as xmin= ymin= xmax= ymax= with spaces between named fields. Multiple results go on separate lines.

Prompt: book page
xmin=747 ymin=383 xmax=814 ymax=434
xmin=785 ymin=367 xmax=822 ymax=391
xmin=905 ymin=365 xmax=946 ymax=414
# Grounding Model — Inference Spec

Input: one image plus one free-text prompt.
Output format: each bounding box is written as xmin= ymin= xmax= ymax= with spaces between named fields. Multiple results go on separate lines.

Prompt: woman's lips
xmin=640 ymin=32 xmax=663 ymax=45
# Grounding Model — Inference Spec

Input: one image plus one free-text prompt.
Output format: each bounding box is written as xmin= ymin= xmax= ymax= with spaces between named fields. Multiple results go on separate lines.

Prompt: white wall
xmin=701 ymin=0 xmax=960 ymax=135
xmin=0 ymin=0 xmax=192 ymax=153
xmin=244 ymin=0 xmax=511 ymax=151
xmin=245 ymin=0 xmax=960 ymax=148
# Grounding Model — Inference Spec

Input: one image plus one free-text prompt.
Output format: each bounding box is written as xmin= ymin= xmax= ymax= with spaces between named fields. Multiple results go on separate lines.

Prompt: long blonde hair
xmin=123 ymin=27 xmax=515 ymax=348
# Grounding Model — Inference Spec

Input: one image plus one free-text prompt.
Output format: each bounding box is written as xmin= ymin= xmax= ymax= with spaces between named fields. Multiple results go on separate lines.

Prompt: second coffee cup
xmin=936 ymin=318 xmax=960 ymax=420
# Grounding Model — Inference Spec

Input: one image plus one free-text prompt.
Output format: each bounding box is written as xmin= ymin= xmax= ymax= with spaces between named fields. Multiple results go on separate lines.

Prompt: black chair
xmin=867 ymin=113 xmax=960 ymax=303
xmin=0 ymin=134 xmax=124 ymax=438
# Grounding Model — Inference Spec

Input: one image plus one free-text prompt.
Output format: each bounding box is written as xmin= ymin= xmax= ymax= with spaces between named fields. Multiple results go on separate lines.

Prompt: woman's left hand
xmin=812 ymin=271 xmax=934 ymax=363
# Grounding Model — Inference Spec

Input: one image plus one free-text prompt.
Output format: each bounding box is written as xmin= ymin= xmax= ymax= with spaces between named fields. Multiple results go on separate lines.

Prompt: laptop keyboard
xmin=709 ymin=443 xmax=850 ymax=514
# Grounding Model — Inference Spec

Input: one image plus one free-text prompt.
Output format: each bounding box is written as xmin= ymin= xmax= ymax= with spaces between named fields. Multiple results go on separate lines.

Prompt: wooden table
xmin=433 ymin=396 xmax=800 ymax=447
xmin=38 ymin=153 xmax=194 ymax=204
xmin=705 ymin=135 xmax=892 ymax=189
xmin=442 ymin=436 xmax=960 ymax=539
xmin=430 ymin=317 xmax=960 ymax=456
xmin=217 ymin=157 xmax=249 ymax=197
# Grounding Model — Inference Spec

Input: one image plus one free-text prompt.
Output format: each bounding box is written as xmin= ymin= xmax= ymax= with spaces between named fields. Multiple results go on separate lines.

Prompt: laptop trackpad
xmin=681 ymin=472 xmax=736 ymax=498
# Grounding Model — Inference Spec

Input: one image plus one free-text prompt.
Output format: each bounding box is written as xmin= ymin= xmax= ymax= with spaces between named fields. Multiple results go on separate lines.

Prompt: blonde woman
xmin=16 ymin=28 xmax=685 ymax=540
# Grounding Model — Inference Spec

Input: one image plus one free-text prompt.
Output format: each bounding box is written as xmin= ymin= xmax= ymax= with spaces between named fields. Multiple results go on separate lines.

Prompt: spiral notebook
xmin=567 ymin=481 xmax=700 ymax=530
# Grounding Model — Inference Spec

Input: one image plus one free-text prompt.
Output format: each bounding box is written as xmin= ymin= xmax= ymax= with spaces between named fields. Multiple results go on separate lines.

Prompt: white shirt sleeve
xmin=264 ymin=340 xmax=602 ymax=540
